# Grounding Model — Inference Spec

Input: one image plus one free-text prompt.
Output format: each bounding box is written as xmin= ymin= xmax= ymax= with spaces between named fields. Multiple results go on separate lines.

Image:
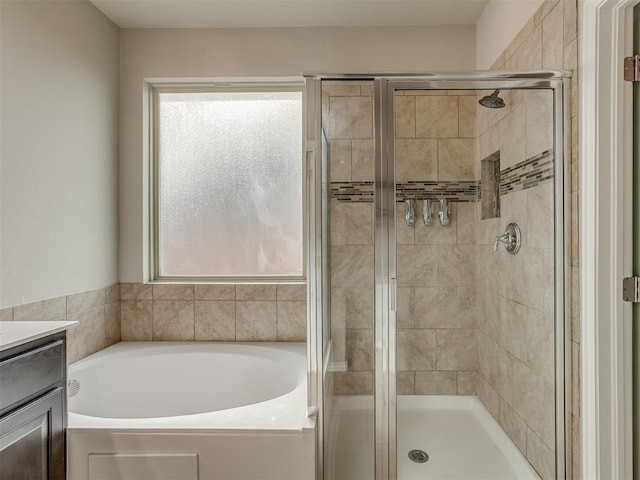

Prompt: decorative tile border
xmin=500 ymin=149 xmax=554 ymax=195
xmin=330 ymin=149 xmax=554 ymax=203
xmin=330 ymin=181 xmax=374 ymax=202
xmin=330 ymin=181 xmax=480 ymax=203
xmin=395 ymin=181 xmax=480 ymax=202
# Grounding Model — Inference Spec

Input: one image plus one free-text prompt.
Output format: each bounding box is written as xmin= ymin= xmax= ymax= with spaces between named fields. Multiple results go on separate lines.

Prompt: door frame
xmin=580 ymin=0 xmax=637 ymax=478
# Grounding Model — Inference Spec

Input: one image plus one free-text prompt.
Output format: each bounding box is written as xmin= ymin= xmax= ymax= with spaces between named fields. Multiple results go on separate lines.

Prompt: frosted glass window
xmin=156 ymin=90 xmax=303 ymax=278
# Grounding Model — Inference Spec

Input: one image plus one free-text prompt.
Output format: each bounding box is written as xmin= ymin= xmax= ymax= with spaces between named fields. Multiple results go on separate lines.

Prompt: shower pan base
xmin=326 ymin=395 xmax=540 ymax=479
xmin=397 ymin=396 xmax=540 ymax=479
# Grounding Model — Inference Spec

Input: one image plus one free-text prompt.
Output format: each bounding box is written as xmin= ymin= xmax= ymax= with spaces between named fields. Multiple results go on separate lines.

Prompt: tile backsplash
xmin=120 ymin=283 xmax=307 ymax=343
xmin=0 ymin=282 xmax=306 ymax=365
xmin=1 ymin=285 xmax=121 ymax=364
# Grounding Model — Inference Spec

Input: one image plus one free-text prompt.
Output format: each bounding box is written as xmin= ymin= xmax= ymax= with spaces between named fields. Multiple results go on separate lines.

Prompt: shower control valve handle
xmin=493 ymin=232 xmax=511 ymax=252
xmin=493 ymin=223 xmax=522 ymax=255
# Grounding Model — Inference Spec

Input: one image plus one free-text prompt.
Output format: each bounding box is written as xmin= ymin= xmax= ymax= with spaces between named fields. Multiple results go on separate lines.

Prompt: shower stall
xmin=305 ymin=73 xmax=570 ymax=480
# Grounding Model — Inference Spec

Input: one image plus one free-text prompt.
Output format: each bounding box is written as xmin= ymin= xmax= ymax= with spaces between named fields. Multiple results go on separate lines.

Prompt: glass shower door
xmin=389 ymin=82 xmax=564 ymax=480
xmin=307 ymin=74 xmax=569 ymax=480
xmin=321 ymin=79 xmax=376 ymax=480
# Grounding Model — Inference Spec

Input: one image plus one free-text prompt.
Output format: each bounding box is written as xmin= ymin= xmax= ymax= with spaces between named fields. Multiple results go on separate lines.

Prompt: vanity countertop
xmin=0 ymin=321 xmax=78 ymax=352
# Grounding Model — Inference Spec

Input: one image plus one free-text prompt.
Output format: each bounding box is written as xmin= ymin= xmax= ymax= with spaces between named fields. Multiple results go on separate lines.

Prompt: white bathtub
xmin=67 ymin=342 xmax=316 ymax=480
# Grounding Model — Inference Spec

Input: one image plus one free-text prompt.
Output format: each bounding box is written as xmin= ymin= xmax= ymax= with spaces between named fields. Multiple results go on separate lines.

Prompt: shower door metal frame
xmin=306 ymin=72 xmax=572 ymax=480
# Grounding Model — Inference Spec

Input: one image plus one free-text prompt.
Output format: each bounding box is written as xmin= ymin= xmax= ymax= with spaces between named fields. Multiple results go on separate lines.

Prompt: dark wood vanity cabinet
xmin=0 ymin=333 xmax=67 ymax=480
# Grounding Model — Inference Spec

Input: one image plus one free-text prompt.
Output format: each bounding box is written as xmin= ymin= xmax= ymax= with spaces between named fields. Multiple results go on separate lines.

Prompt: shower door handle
xmin=390 ymin=277 xmax=397 ymax=312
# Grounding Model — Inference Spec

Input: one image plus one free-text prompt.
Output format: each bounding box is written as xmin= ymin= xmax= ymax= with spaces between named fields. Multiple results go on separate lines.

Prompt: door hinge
xmin=624 ymin=56 xmax=640 ymax=82
xmin=623 ymin=277 xmax=640 ymax=302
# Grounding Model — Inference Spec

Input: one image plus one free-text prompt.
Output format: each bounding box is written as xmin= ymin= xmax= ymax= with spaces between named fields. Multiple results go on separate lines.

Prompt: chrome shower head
xmin=478 ymin=90 xmax=505 ymax=109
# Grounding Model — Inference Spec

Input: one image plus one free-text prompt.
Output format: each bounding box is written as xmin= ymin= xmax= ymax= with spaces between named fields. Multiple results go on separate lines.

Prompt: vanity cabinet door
xmin=0 ymin=388 xmax=64 ymax=480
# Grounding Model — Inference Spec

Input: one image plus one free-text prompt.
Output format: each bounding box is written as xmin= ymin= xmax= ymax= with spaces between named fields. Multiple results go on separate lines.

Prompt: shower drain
xmin=408 ymin=449 xmax=429 ymax=464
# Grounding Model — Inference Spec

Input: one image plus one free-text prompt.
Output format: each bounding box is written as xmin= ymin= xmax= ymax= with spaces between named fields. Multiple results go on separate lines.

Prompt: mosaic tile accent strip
xmin=500 ymin=149 xmax=554 ymax=195
xmin=330 ymin=181 xmax=479 ymax=203
xmin=395 ymin=181 xmax=480 ymax=202
xmin=329 ymin=150 xmax=553 ymax=203
xmin=330 ymin=182 xmax=374 ymax=202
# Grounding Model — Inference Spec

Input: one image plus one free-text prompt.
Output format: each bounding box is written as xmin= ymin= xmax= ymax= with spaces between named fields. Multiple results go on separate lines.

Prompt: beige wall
xmin=118 ymin=26 xmax=476 ymax=283
xmin=475 ymin=0 xmax=545 ymax=69
xmin=0 ymin=0 xmax=120 ymax=307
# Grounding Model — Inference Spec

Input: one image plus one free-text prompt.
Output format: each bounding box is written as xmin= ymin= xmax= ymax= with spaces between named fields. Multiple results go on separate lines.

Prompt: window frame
xmin=149 ymin=82 xmax=306 ymax=283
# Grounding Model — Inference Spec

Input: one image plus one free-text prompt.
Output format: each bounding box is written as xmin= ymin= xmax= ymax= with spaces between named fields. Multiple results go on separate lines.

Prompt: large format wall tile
xmin=105 ymin=302 xmax=121 ymax=346
xmin=351 ymin=139 xmax=374 ymax=182
xmin=397 ymin=245 xmax=437 ymax=286
xmin=331 ymin=288 xmax=373 ymax=330
xmin=13 ymin=297 xmax=66 ymax=321
xmin=397 ymin=329 xmax=436 ymax=371
xmin=542 ymin=1 xmax=564 ymax=70
xmin=458 ymin=95 xmax=477 ymax=139
xmin=277 ymin=300 xmax=307 ymax=341
xmin=194 ymin=300 xmax=235 ymax=341
xmin=436 ymin=329 xmax=477 ymax=370
xmin=277 ymin=284 xmax=306 ymax=301
xmin=235 ymin=301 xmax=277 ymax=341
xmin=331 ymin=246 xmax=374 ymax=288
xmin=499 ymin=105 xmax=526 ymax=169
xmin=347 ymin=329 xmax=374 ymax=371
xmin=525 ymin=90 xmax=554 ymax=158
xmin=236 ymin=284 xmax=277 ymax=301
xmin=414 ymin=207 xmax=457 ymax=245
xmin=329 ymin=97 xmax=373 ymax=139
xmin=438 ymin=139 xmax=475 ymax=181
xmin=194 ymin=284 xmax=236 ymax=300
xmin=121 ymin=301 xmax=152 ymax=341
xmin=457 ymin=371 xmax=477 ymax=394
xmin=415 ymin=371 xmax=457 ymax=395
xmin=500 ymin=399 xmax=527 ymax=454
xmin=329 ymin=139 xmax=352 ymax=182
xmin=67 ymin=289 xmax=105 ymax=314
xmin=526 ymin=426 xmax=556 ymax=480
xmin=414 ymin=287 xmax=458 ymax=328
xmin=120 ymin=283 xmax=152 ymax=300
xmin=152 ymin=300 xmax=194 ymax=341
xmin=152 ymin=284 xmax=194 ymax=301
xmin=66 ymin=306 xmax=106 ymax=363
xmin=415 ymin=96 xmax=458 ymax=138
xmin=333 ymin=371 xmax=374 ymax=395
xmin=396 ymin=138 xmax=438 ymax=181
xmin=330 ymin=201 xmax=373 ymax=246
xmin=395 ymin=95 xmax=416 ymax=138
xmin=436 ymin=245 xmax=477 ymax=287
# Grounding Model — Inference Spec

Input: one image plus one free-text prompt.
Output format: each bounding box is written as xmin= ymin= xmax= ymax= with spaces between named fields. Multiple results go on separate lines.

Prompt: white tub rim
xmin=67 ymin=341 xmax=313 ymax=434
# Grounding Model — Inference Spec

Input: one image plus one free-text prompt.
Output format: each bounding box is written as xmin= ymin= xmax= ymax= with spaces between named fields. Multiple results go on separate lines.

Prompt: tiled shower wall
xmin=394 ymin=90 xmax=478 ymax=396
xmin=476 ymin=0 xmax=578 ymax=478
xmin=324 ymin=83 xmax=375 ymax=395
xmin=476 ymin=88 xmax=556 ymax=479
xmin=0 ymin=285 xmax=121 ymax=364
xmin=325 ymin=83 xmax=480 ymax=395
